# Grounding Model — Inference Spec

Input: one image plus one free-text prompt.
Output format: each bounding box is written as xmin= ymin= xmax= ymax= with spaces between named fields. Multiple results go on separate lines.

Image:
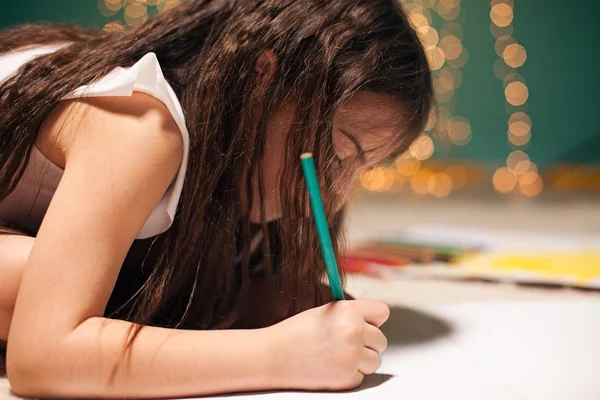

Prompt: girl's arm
xmin=6 ymin=94 xmax=281 ymax=398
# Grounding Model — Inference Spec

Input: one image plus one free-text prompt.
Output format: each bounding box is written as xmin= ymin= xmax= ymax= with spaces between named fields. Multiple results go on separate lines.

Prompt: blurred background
xmin=1 ymin=0 xmax=599 ymax=295
xmin=1 ymin=0 xmax=599 ymax=199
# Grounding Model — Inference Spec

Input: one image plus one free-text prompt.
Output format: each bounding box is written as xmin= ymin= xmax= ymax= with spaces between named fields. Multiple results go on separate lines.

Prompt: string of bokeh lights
xmin=100 ymin=0 xmax=544 ymax=198
xmin=100 ymin=0 xmax=181 ymax=31
xmin=490 ymin=0 xmax=542 ymax=197
xmin=360 ymin=0 xmax=471 ymax=198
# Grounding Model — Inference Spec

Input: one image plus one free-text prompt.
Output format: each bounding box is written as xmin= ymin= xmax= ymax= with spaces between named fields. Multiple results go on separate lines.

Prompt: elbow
xmin=6 ymin=341 xmax=63 ymax=398
xmin=7 ymin=352 xmax=41 ymax=397
xmin=7 ymin=348 xmax=46 ymax=398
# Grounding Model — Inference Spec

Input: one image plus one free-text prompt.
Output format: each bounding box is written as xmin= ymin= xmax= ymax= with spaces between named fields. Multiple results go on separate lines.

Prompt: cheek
xmin=332 ymin=131 xmax=357 ymax=160
xmin=263 ymin=162 xmax=280 ymax=191
xmin=333 ymin=170 xmax=361 ymax=205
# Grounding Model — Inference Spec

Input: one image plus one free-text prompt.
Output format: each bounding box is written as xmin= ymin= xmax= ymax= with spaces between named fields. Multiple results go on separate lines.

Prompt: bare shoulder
xmin=37 ymin=91 xmax=183 ymax=171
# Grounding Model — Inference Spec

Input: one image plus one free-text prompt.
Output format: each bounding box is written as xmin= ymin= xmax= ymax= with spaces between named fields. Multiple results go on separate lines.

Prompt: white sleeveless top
xmin=0 ymin=44 xmax=190 ymax=239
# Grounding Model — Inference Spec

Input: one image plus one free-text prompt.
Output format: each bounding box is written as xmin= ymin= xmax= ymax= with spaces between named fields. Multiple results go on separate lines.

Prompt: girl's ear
xmin=255 ymin=49 xmax=277 ymax=82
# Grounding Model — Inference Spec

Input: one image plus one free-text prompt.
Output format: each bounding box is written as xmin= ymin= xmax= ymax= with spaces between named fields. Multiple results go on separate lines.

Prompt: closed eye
xmin=339 ymin=129 xmax=382 ymax=164
xmin=339 ymin=129 xmax=363 ymax=158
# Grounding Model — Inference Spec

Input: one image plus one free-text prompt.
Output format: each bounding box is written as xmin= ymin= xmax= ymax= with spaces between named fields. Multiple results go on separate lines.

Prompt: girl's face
xmin=249 ymin=91 xmax=402 ymax=223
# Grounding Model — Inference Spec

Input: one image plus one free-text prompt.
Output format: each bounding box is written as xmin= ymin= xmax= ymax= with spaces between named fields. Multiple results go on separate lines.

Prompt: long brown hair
xmin=0 ymin=0 xmax=433 ymax=331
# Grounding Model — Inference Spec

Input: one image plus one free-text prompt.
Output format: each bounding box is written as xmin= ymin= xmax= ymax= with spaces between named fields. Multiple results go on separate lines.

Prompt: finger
xmin=349 ymin=371 xmax=364 ymax=389
xmin=358 ymin=347 xmax=381 ymax=375
xmin=363 ymin=323 xmax=388 ymax=353
xmin=351 ymin=299 xmax=390 ymax=327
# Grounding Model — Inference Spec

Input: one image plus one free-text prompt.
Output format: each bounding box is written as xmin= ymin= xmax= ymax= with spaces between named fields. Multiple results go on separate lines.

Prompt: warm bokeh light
xmin=441 ymin=9 xmax=461 ymax=21
xmin=509 ymin=112 xmax=532 ymax=138
xmin=491 ymin=0 xmax=514 ymax=6
xmin=438 ymin=35 xmax=463 ymax=60
xmin=509 ymin=120 xmax=531 ymax=137
xmin=409 ymin=13 xmax=430 ymax=29
xmin=503 ymin=72 xmax=526 ymax=89
xmin=446 ymin=66 xmax=463 ymax=89
xmin=425 ymin=108 xmax=437 ymax=131
xmin=518 ymin=163 xmax=540 ymax=185
xmin=436 ymin=1 xmax=461 ymax=21
xmin=439 ymin=0 xmax=461 ymax=7
xmin=505 ymin=81 xmax=529 ymax=106
xmin=157 ymin=0 xmax=181 ymax=12
xmin=445 ymin=165 xmax=468 ymax=189
xmin=490 ymin=3 xmax=514 ymax=27
xmin=433 ymin=107 xmax=453 ymax=134
xmin=411 ymin=169 xmax=434 ymax=195
xmin=447 ymin=116 xmax=472 ymax=146
xmin=395 ymin=156 xmax=421 ymax=176
xmin=426 ymin=46 xmax=446 ymax=70
xmin=418 ymin=26 xmax=440 ymax=51
xmin=98 ymin=1 xmax=120 ymax=17
xmin=428 ymin=172 xmax=453 ymax=198
xmin=381 ymin=167 xmax=396 ymax=192
xmin=440 ymin=22 xmax=464 ymax=40
xmin=103 ymin=22 xmax=126 ymax=32
xmin=495 ymin=35 xmax=517 ymax=58
xmin=101 ymin=0 xmax=180 ymax=26
xmin=394 ymin=170 xmax=408 ymax=185
xmin=508 ymin=130 xmax=531 ymax=146
xmin=360 ymin=167 xmax=386 ymax=191
xmin=406 ymin=5 xmax=433 ymax=25
xmin=417 ymin=0 xmax=438 ymax=9
xmin=493 ymin=59 xmax=515 ymax=80
xmin=409 ymin=135 xmax=435 ymax=161
xmin=519 ymin=175 xmax=544 ymax=197
xmin=493 ymin=167 xmax=517 ymax=193
xmin=105 ymin=0 xmax=124 ymax=12
xmin=490 ymin=23 xmax=514 ymax=39
xmin=509 ymin=112 xmax=532 ymax=128
xmin=505 ymin=102 xmax=528 ymax=116
xmin=125 ymin=3 xmax=149 ymax=26
xmin=506 ymin=150 xmax=529 ymax=171
xmin=513 ymin=160 xmax=532 ymax=176
xmin=434 ymin=69 xmax=454 ymax=93
xmin=447 ymin=47 xmax=468 ymax=68
xmin=503 ymin=43 xmax=527 ymax=68
xmin=436 ymin=88 xmax=454 ymax=104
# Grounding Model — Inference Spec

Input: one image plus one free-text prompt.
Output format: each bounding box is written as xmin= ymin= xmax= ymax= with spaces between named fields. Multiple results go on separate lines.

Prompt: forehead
xmin=335 ymin=91 xmax=401 ymax=122
xmin=334 ymin=91 xmax=405 ymax=154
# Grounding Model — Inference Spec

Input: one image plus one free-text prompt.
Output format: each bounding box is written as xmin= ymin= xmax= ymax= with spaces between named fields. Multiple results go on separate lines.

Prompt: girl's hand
xmin=270 ymin=299 xmax=389 ymax=391
xmin=236 ymin=277 xmax=353 ymax=329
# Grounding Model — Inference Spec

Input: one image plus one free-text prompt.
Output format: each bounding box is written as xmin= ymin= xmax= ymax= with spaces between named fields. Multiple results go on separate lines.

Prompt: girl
xmin=0 ymin=0 xmax=433 ymax=397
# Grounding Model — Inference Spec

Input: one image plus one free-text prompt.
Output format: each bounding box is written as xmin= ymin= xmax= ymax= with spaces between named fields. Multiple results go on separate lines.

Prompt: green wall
xmin=1 ymin=0 xmax=598 ymax=166
xmin=453 ymin=0 xmax=600 ymax=166
xmin=0 ymin=0 xmax=105 ymax=29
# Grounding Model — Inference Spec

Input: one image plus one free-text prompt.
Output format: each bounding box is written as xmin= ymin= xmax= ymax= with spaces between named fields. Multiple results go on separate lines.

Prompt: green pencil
xmin=300 ymin=153 xmax=345 ymax=301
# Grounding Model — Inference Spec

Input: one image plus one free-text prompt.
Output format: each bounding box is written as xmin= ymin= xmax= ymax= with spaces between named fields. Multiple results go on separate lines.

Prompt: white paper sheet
xmin=185 ymin=300 xmax=600 ymax=400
